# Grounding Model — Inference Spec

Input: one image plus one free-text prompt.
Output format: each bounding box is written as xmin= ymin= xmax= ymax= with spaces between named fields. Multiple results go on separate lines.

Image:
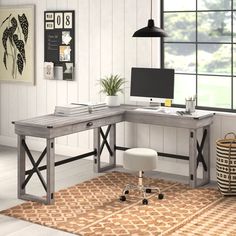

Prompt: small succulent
xmin=100 ymin=74 xmax=125 ymax=96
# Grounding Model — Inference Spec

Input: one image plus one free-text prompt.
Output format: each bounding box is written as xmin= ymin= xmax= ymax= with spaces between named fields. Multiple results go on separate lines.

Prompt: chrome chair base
xmin=119 ymin=171 xmax=164 ymax=205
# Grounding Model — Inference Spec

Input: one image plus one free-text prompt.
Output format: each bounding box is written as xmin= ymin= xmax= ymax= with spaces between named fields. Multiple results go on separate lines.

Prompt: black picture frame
xmin=44 ymin=10 xmax=75 ymax=81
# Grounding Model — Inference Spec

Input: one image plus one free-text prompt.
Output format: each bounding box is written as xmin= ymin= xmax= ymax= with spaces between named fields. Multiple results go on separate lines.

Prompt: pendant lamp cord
xmin=151 ymin=0 xmax=153 ymax=19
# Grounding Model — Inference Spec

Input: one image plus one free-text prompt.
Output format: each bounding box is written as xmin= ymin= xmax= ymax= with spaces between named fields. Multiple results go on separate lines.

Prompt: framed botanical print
xmin=0 ymin=5 xmax=35 ymax=84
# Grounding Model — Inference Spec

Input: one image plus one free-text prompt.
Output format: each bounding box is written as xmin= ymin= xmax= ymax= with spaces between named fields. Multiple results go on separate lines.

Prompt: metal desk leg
xmin=189 ymin=129 xmax=197 ymax=188
xmin=202 ymin=126 xmax=210 ymax=185
xmin=46 ymin=138 xmax=55 ymax=204
xmin=17 ymin=135 xmax=26 ymax=198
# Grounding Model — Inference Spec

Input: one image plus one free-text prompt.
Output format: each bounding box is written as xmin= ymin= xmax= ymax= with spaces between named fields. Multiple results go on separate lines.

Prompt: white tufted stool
xmin=119 ymin=148 xmax=164 ymax=205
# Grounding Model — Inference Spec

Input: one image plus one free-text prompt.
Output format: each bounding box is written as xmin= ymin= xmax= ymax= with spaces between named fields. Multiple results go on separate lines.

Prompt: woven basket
xmin=216 ymin=132 xmax=236 ymax=195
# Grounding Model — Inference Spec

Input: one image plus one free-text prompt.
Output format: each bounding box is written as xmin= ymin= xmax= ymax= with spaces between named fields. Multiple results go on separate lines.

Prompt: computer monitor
xmin=130 ymin=67 xmax=175 ymax=103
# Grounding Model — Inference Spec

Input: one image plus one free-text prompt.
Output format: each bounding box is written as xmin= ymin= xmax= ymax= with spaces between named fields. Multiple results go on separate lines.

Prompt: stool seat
xmin=120 ymin=148 xmax=163 ymax=205
xmin=123 ymin=148 xmax=157 ymax=171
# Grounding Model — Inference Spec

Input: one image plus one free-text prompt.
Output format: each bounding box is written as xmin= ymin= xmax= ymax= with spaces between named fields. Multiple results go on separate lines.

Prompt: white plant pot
xmin=106 ymin=96 xmax=120 ymax=107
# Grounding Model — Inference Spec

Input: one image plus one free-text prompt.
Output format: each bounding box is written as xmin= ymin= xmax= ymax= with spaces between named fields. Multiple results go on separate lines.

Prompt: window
xmin=162 ymin=0 xmax=236 ymax=111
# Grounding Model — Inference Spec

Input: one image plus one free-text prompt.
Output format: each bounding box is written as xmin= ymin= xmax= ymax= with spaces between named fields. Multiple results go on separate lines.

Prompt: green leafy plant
xmin=1 ymin=13 xmax=29 ymax=79
xmin=100 ymin=74 xmax=125 ymax=96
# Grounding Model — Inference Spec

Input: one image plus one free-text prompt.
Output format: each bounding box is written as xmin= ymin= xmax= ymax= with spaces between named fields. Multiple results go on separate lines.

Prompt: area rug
xmin=0 ymin=172 xmax=224 ymax=236
xmin=167 ymin=196 xmax=236 ymax=236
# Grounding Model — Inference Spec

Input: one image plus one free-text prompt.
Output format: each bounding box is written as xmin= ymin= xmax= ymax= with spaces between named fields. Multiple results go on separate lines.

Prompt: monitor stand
xmin=142 ymin=102 xmax=161 ymax=110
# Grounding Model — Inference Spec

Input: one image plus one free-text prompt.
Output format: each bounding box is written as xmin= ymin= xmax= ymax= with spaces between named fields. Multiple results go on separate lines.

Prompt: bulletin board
xmin=44 ymin=10 xmax=75 ymax=80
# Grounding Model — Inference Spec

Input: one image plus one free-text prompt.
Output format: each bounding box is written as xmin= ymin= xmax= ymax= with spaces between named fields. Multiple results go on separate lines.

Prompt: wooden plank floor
xmin=0 ymin=145 xmax=216 ymax=236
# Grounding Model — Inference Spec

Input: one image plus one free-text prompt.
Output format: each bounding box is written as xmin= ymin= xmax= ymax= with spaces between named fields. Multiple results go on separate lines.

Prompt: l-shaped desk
xmin=13 ymin=105 xmax=214 ymax=204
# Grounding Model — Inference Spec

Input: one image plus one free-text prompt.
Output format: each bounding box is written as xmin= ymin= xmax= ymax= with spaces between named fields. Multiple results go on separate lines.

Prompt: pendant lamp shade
xmin=133 ymin=19 xmax=168 ymax=37
xmin=133 ymin=0 xmax=167 ymax=37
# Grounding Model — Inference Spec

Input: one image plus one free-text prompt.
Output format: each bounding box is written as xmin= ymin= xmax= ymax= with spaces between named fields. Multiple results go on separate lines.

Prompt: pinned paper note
xmin=62 ymin=31 xmax=72 ymax=45
xmin=44 ymin=62 xmax=54 ymax=80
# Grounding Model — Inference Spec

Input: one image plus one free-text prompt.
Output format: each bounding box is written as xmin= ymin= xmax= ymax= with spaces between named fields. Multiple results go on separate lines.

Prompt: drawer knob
xmin=86 ymin=122 xmax=93 ymax=127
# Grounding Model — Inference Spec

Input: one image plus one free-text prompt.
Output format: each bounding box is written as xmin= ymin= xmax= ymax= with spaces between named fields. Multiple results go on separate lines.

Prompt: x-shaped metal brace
xmin=196 ymin=129 xmax=207 ymax=171
xmin=99 ymin=125 xmax=113 ymax=156
xmin=21 ymin=140 xmax=47 ymax=191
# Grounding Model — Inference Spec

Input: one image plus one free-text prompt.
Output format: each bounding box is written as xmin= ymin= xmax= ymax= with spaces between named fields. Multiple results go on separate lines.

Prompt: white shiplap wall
xmin=0 ymin=0 xmax=236 ymax=180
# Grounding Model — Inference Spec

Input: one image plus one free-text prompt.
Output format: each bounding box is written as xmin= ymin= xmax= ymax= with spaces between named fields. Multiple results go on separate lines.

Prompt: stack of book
xmin=88 ymin=102 xmax=108 ymax=112
xmin=54 ymin=102 xmax=108 ymax=116
xmin=54 ymin=104 xmax=89 ymax=116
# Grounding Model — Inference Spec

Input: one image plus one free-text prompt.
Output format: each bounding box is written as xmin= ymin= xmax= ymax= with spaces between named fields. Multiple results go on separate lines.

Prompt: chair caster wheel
xmin=120 ymin=195 xmax=126 ymax=201
xmin=145 ymin=188 xmax=151 ymax=193
xmin=158 ymin=193 xmax=164 ymax=200
xmin=142 ymin=199 xmax=148 ymax=205
xmin=124 ymin=190 xmax=129 ymax=195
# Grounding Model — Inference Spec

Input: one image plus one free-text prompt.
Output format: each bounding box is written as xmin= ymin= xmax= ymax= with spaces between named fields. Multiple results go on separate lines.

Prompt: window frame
xmin=161 ymin=0 xmax=236 ymax=113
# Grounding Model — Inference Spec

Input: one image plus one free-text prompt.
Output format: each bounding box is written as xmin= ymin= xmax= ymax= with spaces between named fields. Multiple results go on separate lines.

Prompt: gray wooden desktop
xmin=13 ymin=105 xmax=214 ymax=204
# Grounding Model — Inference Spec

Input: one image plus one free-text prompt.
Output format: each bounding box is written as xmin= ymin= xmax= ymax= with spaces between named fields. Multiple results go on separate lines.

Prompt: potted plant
xmin=100 ymin=74 xmax=125 ymax=107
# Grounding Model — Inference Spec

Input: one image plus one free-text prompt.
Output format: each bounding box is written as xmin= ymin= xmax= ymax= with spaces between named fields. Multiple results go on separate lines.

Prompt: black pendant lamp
xmin=133 ymin=0 xmax=168 ymax=37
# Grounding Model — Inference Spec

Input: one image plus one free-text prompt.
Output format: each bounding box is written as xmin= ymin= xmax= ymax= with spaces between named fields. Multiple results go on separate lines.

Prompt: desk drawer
xmin=50 ymin=114 xmax=124 ymax=138
xmin=75 ymin=114 xmax=123 ymax=131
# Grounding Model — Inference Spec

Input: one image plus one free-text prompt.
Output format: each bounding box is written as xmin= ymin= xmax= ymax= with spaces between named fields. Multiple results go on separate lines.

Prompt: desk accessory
xmin=164 ymin=99 xmax=172 ymax=107
xmin=55 ymin=102 xmax=108 ymax=116
xmin=44 ymin=62 xmax=54 ymax=80
xmin=100 ymin=74 xmax=125 ymax=107
xmin=185 ymin=95 xmax=196 ymax=113
xmin=54 ymin=104 xmax=88 ymax=116
xmin=176 ymin=110 xmax=192 ymax=116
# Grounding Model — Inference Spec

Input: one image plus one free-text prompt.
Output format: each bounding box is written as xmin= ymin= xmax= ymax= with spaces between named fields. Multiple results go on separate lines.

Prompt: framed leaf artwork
xmin=0 ymin=5 xmax=35 ymax=84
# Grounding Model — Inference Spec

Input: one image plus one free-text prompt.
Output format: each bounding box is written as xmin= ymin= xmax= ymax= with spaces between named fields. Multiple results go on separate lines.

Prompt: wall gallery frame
xmin=0 ymin=5 xmax=35 ymax=84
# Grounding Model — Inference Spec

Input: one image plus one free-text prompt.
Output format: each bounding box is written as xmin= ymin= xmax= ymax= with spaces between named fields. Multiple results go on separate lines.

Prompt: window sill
xmin=213 ymin=110 xmax=236 ymax=118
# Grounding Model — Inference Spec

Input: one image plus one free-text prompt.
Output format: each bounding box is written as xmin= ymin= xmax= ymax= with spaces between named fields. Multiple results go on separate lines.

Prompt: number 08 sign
xmin=44 ymin=11 xmax=75 ymax=80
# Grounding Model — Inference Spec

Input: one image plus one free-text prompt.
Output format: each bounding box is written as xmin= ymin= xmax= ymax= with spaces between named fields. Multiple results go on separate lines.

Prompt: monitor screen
xmin=130 ymin=67 xmax=175 ymax=102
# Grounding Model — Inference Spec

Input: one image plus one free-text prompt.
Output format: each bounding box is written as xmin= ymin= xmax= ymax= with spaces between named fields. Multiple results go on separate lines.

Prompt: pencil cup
xmin=185 ymin=99 xmax=195 ymax=113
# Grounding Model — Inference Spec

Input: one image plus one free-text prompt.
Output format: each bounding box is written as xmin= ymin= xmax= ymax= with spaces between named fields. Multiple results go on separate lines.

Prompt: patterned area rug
xmin=168 ymin=197 xmax=236 ymax=236
xmin=0 ymin=172 xmax=224 ymax=235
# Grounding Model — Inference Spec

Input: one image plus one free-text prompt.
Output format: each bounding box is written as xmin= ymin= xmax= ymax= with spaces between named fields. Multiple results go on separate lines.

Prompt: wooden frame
xmin=0 ymin=5 xmax=35 ymax=84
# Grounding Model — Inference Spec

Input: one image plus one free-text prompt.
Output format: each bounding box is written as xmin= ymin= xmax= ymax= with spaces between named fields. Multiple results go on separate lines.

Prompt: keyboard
xmin=135 ymin=107 xmax=170 ymax=114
